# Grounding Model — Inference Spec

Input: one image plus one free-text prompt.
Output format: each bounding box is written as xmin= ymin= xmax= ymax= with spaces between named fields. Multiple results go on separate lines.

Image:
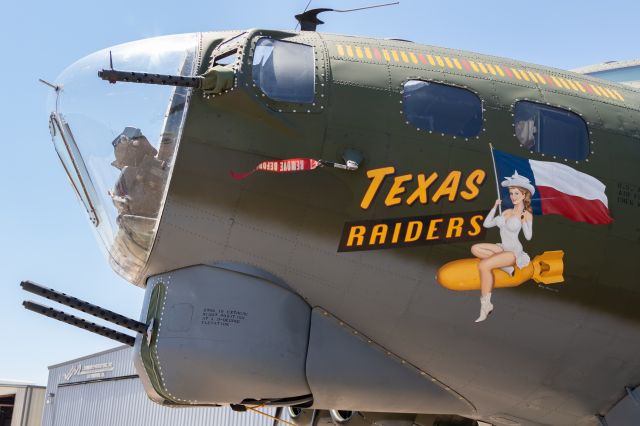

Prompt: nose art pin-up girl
xmin=470 ymin=171 xmax=534 ymax=322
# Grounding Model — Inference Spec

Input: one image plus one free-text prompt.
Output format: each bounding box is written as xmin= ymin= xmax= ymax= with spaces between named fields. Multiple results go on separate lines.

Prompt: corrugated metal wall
xmin=43 ymin=346 xmax=294 ymax=426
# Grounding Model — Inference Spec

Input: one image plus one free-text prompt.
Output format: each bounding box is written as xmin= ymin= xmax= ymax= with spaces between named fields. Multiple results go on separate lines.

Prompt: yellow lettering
xmin=361 ymin=167 xmax=395 ymax=209
xmin=460 ymin=169 xmax=486 ymax=201
xmin=369 ymin=224 xmax=388 ymax=245
xmin=468 ymin=214 xmax=484 ymax=237
xmin=346 ymin=226 xmax=367 ymax=247
xmin=445 ymin=217 xmax=464 ymax=238
xmin=426 ymin=218 xmax=443 ymax=240
xmin=406 ymin=172 xmax=439 ymax=206
xmin=385 ymin=174 xmax=413 ymax=206
xmin=431 ymin=171 xmax=461 ymax=203
xmin=391 ymin=222 xmax=403 ymax=243
xmin=404 ymin=221 xmax=423 ymax=242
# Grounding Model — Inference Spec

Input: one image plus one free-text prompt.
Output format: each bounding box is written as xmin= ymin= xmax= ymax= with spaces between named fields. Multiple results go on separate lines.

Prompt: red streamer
xmin=230 ymin=158 xmax=321 ymax=180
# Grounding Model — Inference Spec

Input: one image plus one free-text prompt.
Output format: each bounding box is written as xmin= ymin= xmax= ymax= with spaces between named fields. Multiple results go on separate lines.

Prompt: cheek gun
xmin=436 ymin=250 xmax=565 ymax=291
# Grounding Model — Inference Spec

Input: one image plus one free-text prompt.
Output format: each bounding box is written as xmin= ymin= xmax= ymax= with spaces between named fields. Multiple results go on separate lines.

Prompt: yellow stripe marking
xmin=355 ymin=46 xmax=363 ymax=59
xmin=519 ymin=70 xmax=530 ymax=81
xmin=590 ymin=84 xmax=603 ymax=96
xmin=605 ymin=88 xmax=618 ymax=99
xmin=346 ymin=45 xmax=354 ymax=57
xmin=573 ymin=81 xmax=586 ymax=92
xmin=597 ymin=86 xmax=610 ymax=98
xmin=535 ymin=72 xmax=546 ymax=84
xmin=612 ymin=89 xmax=625 ymax=101
xmin=364 ymin=47 xmax=372 ymax=59
xmin=494 ymin=64 xmax=505 ymax=77
xmin=453 ymin=58 xmax=463 ymax=70
xmin=566 ymin=79 xmax=579 ymax=91
xmin=485 ymin=63 xmax=497 ymax=75
xmin=511 ymin=68 xmax=522 ymax=79
xmin=470 ymin=61 xmax=480 ymax=72
xmin=426 ymin=54 xmax=436 ymax=66
xmin=337 ymin=44 xmax=345 ymax=56
xmin=409 ymin=52 xmax=418 ymax=64
xmin=551 ymin=76 xmax=563 ymax=87
xmin=444 ymin=57 xmax=454 ymax=68
xmin=383 ymin=49 xmax=391 ymax=61
xmin=477 ymin=62 xmax=488 ymax=73
xmin=391 ymin=50 xmax=400 ymax=62
xmin=558 ymin=77 xmax=571 ymax=90
xmin=400 ymin=51 xmax=409 ymax=63
xmin=435 ymin=55 xmax=445 ymax=67
xmin=527 ymin=71 xmax=539 ymax=83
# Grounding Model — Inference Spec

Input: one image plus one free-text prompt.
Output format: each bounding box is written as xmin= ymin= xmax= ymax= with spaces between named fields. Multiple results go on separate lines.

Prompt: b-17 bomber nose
xmin=45 ymin=32 xmax=211 ymax=283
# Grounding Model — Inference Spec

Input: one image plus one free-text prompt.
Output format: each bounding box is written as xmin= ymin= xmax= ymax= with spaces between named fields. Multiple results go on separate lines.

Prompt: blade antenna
xmin=294 ymin=0 xmax=314 ymax=31
xmin=295 ymin=1 xmax=399 ymax=31
xmin=109 ymin=50 xmax=114 ymax=70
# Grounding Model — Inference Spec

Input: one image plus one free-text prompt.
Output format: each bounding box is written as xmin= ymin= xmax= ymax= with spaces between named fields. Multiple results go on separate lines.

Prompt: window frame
xmin=401 ymin=79 xmax=485 ymax=140
xmin=244 ymin=33 xmax=326 ymax=113
xmin=512 ymin=100 xmax=591 ymax=162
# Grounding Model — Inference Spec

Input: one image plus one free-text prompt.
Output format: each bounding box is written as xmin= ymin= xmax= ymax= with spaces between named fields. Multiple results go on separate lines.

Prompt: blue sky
xmin=0 ymin=0 xmax=637 ymax=385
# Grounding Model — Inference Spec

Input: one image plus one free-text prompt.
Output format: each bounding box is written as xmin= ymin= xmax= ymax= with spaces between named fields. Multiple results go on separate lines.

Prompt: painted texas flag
xmin=492 ymin=148 xmax=612 ymax=224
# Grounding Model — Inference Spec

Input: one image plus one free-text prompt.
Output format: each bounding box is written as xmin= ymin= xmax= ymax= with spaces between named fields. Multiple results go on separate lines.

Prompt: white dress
xmin=484 ymin=206 xmax=533 ymax=268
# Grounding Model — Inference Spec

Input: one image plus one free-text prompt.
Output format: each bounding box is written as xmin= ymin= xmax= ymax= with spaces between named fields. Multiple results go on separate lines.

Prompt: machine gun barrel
xmin=98 ymin=69 xmax=202 ymax=88
xmin=20 ymin=280 xmax=147 ymax=334
xmin=23 ymin=301 xmax=136 ymax=346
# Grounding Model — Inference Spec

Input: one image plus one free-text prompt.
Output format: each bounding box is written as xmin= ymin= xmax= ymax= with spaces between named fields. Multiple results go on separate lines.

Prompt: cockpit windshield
xmin=47 ymin=33 xmax=200 ymax=284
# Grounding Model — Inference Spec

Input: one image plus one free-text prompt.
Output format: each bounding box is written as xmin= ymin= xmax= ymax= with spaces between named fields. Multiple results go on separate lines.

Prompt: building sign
xmin=63 ymin=362 xmax=114 ymax=382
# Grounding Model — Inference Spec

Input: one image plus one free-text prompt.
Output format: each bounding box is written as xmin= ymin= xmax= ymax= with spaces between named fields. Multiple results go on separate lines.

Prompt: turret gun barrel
xmin=23 ymin=301 xmax=136 ymax=346
xmin=20 ymin=280 xmax=147 ymax=334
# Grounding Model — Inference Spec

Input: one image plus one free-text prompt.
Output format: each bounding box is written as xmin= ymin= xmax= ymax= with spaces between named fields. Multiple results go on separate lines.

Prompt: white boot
xmin=475 ymin=293 xmax=494 ymax=323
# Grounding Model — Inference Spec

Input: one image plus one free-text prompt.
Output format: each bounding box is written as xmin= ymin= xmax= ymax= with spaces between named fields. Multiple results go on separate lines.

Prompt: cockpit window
xmin=252 ymin=38 xmax=315 ymax=103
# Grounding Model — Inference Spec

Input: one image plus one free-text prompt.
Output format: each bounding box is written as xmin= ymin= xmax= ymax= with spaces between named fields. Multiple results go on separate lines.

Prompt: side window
xmin=252 ymin=38 xmax=315 ymax=104
xmin=514 ymin=101 xmax=589 ymax=161
xmin=402 ymin=80 xmax=482 ymax=138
